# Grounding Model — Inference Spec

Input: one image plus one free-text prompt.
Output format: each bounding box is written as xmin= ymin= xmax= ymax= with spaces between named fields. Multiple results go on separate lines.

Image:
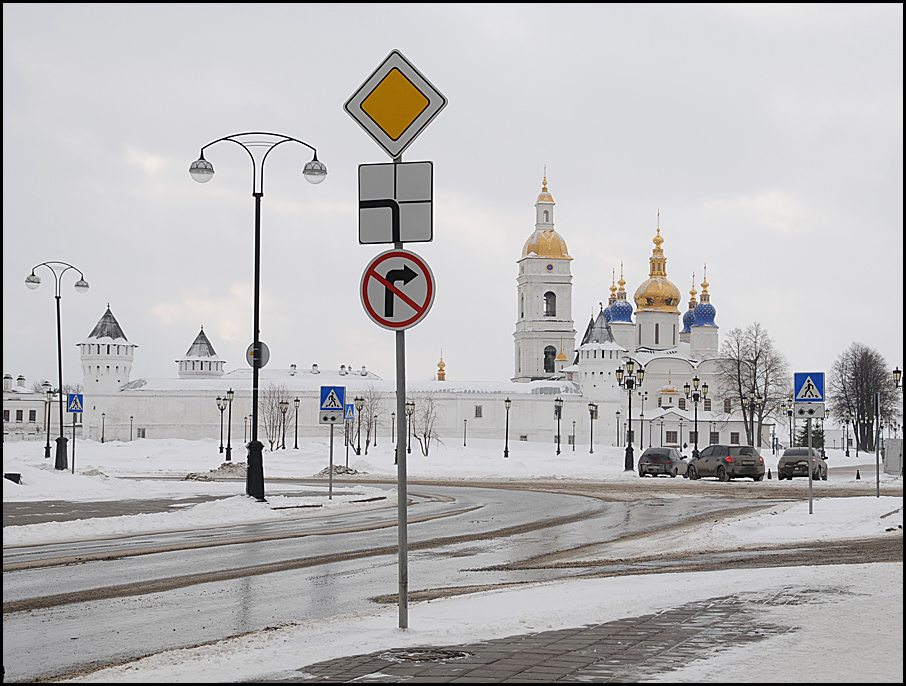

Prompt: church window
xmin=543 ymin=210 xmax=549 ymax=222
xmin=520 ymin=294 xmax=524 ymax=319
xmin=3 ymin=410 xmax=8 ymax=421
xmin=704 ymin=399 xmax=712 ymax=411
xmin=474 ymin=405 xmax=483 ymax=418
xmin=655 ymin=323 xmax=659 ymax=344
xmin=106 ymin=345 xmax=110 ymax=354
xmin=29 ymin=410 xmax=37 ymax=422
xmin=724 ymin=398 xmax=731 ymax=413
xmin=666 ymin=430 xmax=678 ymax=444
xmin=679 ymin=398 xmax=686 ymax=410
xmin=658 ymin=397 xmax=663 ymax=407
xmin=16 ymin=410 xmax=23 ymax=422
xmin=730 ymin=432 xmax=740 ymax=445
xmin=710 ymin=431 xmax=720 ymax=444
xmin=543 ymin=346 xmax=556 ymax=373
xmin=673 ymin=325 xmax=676 ymax=345
xmin=543 ymin=291 xmax=556 ymax=317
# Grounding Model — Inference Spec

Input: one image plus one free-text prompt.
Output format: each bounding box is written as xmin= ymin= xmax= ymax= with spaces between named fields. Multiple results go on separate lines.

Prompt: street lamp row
xmin=616 ymin=359 xmax=645 ymax=471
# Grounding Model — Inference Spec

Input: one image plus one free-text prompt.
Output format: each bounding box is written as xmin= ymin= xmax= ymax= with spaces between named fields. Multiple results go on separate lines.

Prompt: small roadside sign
xmin=246 ymin=341 xmax=270 ymax=369
xmin=360 ymin=248 xmax=435 ymax=330
xmin=320 ymin=386 xmax=346 ymax=425
xmin=794 ymin=372 xmax=825 ymax=419
xmin=359 ymin=161 xmax=432 ymax=244
xmin=345 ymin=403 xmax=355 ymax=420
xmin=67 ymin=394 xmax=84 ymax=413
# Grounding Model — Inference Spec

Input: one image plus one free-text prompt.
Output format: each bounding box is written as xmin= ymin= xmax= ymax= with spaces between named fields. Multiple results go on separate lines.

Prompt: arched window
xmin=655 ymin=323 xmax=660 ymax=345
xmin=724 ymin=398 xmax=732 ymax=413
xmin=520 ymin=294 xmax=524 ymax=319
xmin=543 ymin=291 xmax=556 ymax=317
xmin=543 ymin=210 xmax=549 ymax=222
xmin=544 ymin=345 xmax=557 ymax=373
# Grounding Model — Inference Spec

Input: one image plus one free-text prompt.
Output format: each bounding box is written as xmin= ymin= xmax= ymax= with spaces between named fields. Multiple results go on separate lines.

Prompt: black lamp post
xmin=225 ymin=389 xmax=234 ymax=461
xmin=101 ymin=413 xmax=106 ymax=444
xmin=742 ymin=390 xmax=763 ymax=447
xmin=615 ymin=359 xmax=645 ymax=471
xmin=588 ymin=402 xmax=597 ymax=454
xmin=660 ymin=418 xmax=665 ymax=447
xmin=42 ymin=381 xmax=53 ymax=458
xmin=843 ymin=410 xmax=851 ymax=456
xmin=191 ymin=132 xmax=326 ymax=502
xmin=554 ymin=396 xmax=563 ymax=455
xmin=293 ymin=397 xmax=300 ymax=450
xmin=639 ymin=407 xmax=645 ymax=450
xmin=615 ymin=410 xmax=621 ymax=447
xmin=130 ymin=415 xmax=134 ymax=441
xmin=572 ymin=420 xmax=576 ymax=451
xmin=463 ymin=419 xmax=467 ymax=447
xmin=683 ymin=376 xmax=708 ymax=458
xmin=244 ymin=415 xmax=249 ymax=445
xmin=354 ymin=396 xmax=364 ymax=455
xmin=25 ymin=261 xmax=89 ymax=470
xmin=781 ymin=396 xmax=794 ymax=448
xmin=405 ymin=400 xmax=415 ymax=454
xmin=373 ymin=415 xmax=378 ymax=447
xmin=504 ymin=397 xmax=511 ymax=458
xmin=391 ymin=411 xmax=396 ymax=443
xmin=217 ymin=396 xmax=225 ymax=453
xmin=279 ymin=399 xmax=289 ymax=450
xmin=894 ymin=366 xmax=902 ymax=389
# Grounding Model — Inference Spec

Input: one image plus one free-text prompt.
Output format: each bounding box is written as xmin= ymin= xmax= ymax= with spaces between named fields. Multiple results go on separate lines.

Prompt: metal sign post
xmin=794 ymin=372 xmax=825 ymax=514
xmin=67 ymin=394 xmax=83 ymax=475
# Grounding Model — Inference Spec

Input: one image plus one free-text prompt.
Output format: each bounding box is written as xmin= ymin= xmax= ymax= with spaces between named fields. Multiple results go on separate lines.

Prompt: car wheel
xmin=821 ymin=470 xmax=828 ymax=481
xmin=717 ymin=465 xmax=729 ymax=482
xmin=753 ymin=474 xmax=764 ymax=481
xmin=688 ymin=465 xmax=698 ymax=480
xmin=639 ymin=470 xmax=645 ymax=478
xmin=671 ymin=468 xmax=678 ymax=478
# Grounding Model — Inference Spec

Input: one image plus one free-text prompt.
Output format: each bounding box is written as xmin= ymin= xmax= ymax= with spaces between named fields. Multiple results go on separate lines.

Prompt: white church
xmin=5 ymin=177 xmax=773 ymax=457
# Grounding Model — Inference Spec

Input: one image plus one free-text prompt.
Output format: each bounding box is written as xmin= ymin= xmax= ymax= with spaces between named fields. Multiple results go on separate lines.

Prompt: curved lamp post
xmin=554 ymin=396 xmax=564 ymax=455
xmin=216 ymin=396 xmax=226 ymax=453
xmin=405 ymin=400 xmax=415 ymax=454
xmin=42 ymin=381 xmax=53 ymax=458
xmin=616 ymin=359 xmax=645 ymax=471
xmin=588 ymin=402 xmax=597 ymax=454
xmin=504 ymin=397 xmax=511 ymax=458
xmin=191 ymin=132 xmax=326 ymax=501
xmin=293 ymin=397 xmax=300 ymax=450
xmin=25 ymin=261 xmax=89 ymax=469
xmin=683 ymin=376 xmax=708 ymax=457
xmin=225 ymin=388 xmax=234 ymax=461
xmin=279 ymin=399 xmax=289 ymax=450
xmin=354 ymin=396 xmax=364 ymax=455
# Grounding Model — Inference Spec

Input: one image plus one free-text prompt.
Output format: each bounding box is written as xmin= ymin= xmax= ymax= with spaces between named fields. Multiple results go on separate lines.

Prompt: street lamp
xmin=504 ymin=397 xmax=512 ymax=458
xmin=354 ymin=396 xmax=364 ymax=455
xmin=683 ymin=376 xmax=708 ymax=457
xmin=659 ymin=418 xmax=665 ymax=447
xmin=463 ymin=419 xmax=467 ymax=447
xmin=405 ymin=400 xmax=415 ymax=454
xmin=843 ymin=410 xmax=851 ymax=456
xmin=130 ymin=415 xmax=134 ymax=441
xmin=293 ymin=397 xmax=300 ymax=450
xmin=191 ymin=132 xmax=326 ymax=502
xmin=244 ymin=415 xmax=249 ymax=445
xmin=101 ymin=413 xmax=106 ymax=444
xmin=373 ymin=415 xmax=378 ymax=447
xmin=225 ymin=389 xmax=234 ymax=461
xmin=391 ymin=411 xmax=396 ymax=443
xmin=572 ymin=420 xmax=576 ymax=451
xmin=25 ymin=261 xmax=89 ymax=469
xmin=554 ymin=396 xmax=564 ymax=455
xmin=279 ymin=399 xmax=289 ymax=450
xmin=615 ymin=409 xmax=621 ymax=447
xmin=615 ymin=359 xmax=645 ymax=470
xmin=894 ymin=366 xmax=901 ymax=389
xmin=42 ymin=381 xmax=53 ymax=458
xmin=216 ymin=396 xmax=226 ymax=453
xmin=588 ymin=402 xmax=597 ymax=454
xmin=781 ymin=397 xmax=794 ymax=448
xmin=742 ymin=389 xmax=763 ymax=447
xmin=639 ymin=408 xmax=645 ymax=450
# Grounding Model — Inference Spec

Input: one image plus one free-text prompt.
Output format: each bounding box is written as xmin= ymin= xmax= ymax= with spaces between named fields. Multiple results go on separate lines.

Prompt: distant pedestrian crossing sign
xmin=320 ymin=386 xmax=346 ymax=424
xmin=794 ymin=372 xmax=825 ymax=418
xmin=67 ymin=394 xmax=84 ymax=413
xmin=345 ymin=403 xmax=355 ymax=420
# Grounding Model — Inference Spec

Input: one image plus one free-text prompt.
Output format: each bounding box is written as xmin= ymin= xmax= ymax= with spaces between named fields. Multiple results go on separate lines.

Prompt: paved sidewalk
xmin=260 ymin=586 xmax=829 ymax=682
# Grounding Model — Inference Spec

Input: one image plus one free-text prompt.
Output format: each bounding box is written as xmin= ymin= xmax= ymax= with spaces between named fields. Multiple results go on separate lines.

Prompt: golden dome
xmin=536 ymin=174 xmax=555 ymax=205
xmin=521 ymin=229 xmax=572 ymax=259
xmin=633 ymin=226 xmax=681 ymax=313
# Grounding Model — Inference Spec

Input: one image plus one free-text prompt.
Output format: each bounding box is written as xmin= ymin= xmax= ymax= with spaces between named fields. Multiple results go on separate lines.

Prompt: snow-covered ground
xmin=3 ymin=437 xmax=902 ymax=683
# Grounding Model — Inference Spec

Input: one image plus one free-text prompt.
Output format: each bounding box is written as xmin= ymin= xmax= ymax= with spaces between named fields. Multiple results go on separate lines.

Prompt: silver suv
xmin=687 ymin=444 xmax=765 ymax=481
xmin=777 ymin=447 xmax=827 ymax=480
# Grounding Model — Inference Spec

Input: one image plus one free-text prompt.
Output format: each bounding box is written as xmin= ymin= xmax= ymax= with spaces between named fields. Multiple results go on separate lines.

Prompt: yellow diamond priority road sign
xmin=345 ymin=50 xmax=447 ymax=159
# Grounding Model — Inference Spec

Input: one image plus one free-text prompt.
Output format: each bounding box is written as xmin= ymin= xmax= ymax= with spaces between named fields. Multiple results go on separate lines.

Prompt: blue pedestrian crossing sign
xmin=320 ymin=386 xmax=346 ymax=425
xmin=67 ymin=394 xmax=84 ymax=413
xmin=794 ymin=373 xmax=824 ymax=402
xmin=345 ymin=403 xmax=355 ymax=420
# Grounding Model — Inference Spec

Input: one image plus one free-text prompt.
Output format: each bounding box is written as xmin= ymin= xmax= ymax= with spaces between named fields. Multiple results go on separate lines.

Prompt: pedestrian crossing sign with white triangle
xmin=67 ymin=393 xmax=84 ymax=413
xmin=320 ymin=386 xmax=346 ymax=410
xmin=794 ymin=372 xmax=824 ymax=402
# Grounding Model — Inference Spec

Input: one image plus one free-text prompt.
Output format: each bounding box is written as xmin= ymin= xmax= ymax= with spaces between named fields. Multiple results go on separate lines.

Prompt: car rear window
xmin=643 ymin=450 xmax=671 ymax=460
xmin=730 ymin=447 xmax=758 ymax=457
xmin=783 ymin=448 xmax=815 ymax=457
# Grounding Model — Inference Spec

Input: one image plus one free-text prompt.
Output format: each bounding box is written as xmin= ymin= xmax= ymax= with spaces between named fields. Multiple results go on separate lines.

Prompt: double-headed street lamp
xmin=683 ymin=376 xmax=708 ymax=457
xmin=279 ymin=400 xmax=289 ymax=450
xmin=588 ymin=402 xmax=597 ymax=454
xmin=42 ymin=381 xmax=53 ymax=458
xmin=554 ymin=396 xmax=564 ymax=455
xmin=616 ymin=359 xmax=645 ymax=471
xmin=25 ymin=261 xmax=89 ymax=469
xmin=504 ymin=397 xmax=512 ymax=458
xmin=216 ymin=396 xmax=226 ymax=453
xmin=354 ymin=396 xmax=364 ymax=455
xmin=405 ymin=400 xmax=415 ymax=454
xmin=225 ymin=389 xmax=234 ymax=461
xmin=742 ymin=390 xmax=764 ymax=447
xmin=293 ymin=397 xmax=300 ymax=450
xmin=780 ymin=396 xmax=794 ymax=448
xmin=191 ymin=132 xmax=326 ymax=501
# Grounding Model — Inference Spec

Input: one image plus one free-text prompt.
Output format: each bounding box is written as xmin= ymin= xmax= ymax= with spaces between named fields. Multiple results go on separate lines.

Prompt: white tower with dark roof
xmin=177 ymin=326 xmax=225 ymax=378
xmin=79 ymin=305 xmax=137 ymax=391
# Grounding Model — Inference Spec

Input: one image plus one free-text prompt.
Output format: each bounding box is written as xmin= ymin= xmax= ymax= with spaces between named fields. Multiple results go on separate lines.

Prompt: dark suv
xmin=637 ymin=447 xmax=687 ymax=478
xmin=777 ymin=447 xmax=827 ymax=480
xmin=687 ymin=444 xmax=765 ymax=481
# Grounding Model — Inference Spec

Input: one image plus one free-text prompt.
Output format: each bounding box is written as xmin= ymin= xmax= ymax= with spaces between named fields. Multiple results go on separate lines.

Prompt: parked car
xmin=777 ymin=447 xmax=828 ymax=480
xmin=686 ymin=444 xmax=765 ymax=481
xmin=637 ymin=447 xmax=687 ymax=478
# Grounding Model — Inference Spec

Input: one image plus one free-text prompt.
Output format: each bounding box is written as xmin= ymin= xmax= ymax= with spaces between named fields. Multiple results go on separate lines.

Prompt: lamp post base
xmin=623 ymin=445 xmax=634 ymax=471
xmin=44 ymin=444 xmax=51 ymax=458
xmin=225 ymin=445 xmax=232 ymax=462
xmin=54 ymin=436 xmax=69 ymax=471
xmin=246 ymin=441 xmax=266 ymax=502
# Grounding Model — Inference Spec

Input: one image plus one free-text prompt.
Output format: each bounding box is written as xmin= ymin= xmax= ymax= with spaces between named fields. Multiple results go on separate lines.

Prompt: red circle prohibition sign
xmin=360 ymin=248 xmax=435 ymax=330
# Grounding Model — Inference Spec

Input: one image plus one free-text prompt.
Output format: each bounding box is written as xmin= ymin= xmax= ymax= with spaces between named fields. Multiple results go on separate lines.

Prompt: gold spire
xmin=609 ymin=269 xmax=618 ymax=304
xmin=437 ymin=351 xmax=446 ymax=381
xmin=688 ymin=272 xmax=697 ymax=306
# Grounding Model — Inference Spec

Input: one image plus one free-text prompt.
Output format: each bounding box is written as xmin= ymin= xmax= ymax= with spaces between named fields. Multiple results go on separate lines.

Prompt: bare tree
xmin=359 ymin=385 xmax=385 ymax=455
xmin=715 ymin=323 xmax=790 ymax=447
xmin=829 ymin=342 xmax=900 ymax=452
xmin=410 ymin=392 xmax=443 ymax=456
xmin=260 ymin=382 xmax=292 ymax=451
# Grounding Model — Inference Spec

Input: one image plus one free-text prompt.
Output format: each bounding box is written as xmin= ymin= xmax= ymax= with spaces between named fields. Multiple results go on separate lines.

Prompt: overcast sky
xmin=3 ymin=4 xmax=902 ymax=393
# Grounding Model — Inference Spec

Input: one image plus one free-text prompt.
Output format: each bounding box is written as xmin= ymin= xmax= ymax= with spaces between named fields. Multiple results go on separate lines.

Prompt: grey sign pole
xmin=329 ymin=423 xmax=334 ymax=500
xmin=394 ymin=154 xmax=409 ymax=630
xmin=807 ymin=417 xmax=813 ymax=514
